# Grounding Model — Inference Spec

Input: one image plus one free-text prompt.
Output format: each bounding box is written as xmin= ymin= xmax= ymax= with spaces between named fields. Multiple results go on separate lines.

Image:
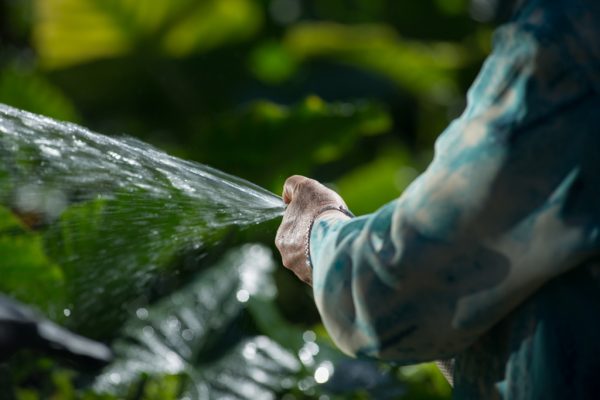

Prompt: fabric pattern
xmin=309 ymin=0 xmax=600 ymax=397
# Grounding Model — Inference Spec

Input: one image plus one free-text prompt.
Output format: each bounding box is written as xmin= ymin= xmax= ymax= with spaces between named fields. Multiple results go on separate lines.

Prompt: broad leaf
xmin=199 ymin=96 xmax=392 ymax=187
xmin=33 ymin=0 xmax=262 ymax=68
xmin=284 ymin=22 xmax=468 ymax=98
xmin=94 ymin=245 xmax=300 ymax=399
xmin=42 ymin=194 xmax=221 ymax=337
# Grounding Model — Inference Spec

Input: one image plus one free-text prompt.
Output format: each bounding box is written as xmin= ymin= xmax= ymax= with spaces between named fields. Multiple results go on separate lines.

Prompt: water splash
xmin=0 ymin=103 xmax=284 ymax=226
xmin=0 ymin=103 xmax=285 ymax=335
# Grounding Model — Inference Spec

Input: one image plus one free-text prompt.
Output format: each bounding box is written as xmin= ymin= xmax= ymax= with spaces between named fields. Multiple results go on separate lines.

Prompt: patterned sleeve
xmin=309 ymin=0 xmax=600 ymax=363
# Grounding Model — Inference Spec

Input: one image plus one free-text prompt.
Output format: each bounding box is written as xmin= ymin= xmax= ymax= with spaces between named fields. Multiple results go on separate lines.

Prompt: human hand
xmin=275 ymin=175 xmax=352 ymax=285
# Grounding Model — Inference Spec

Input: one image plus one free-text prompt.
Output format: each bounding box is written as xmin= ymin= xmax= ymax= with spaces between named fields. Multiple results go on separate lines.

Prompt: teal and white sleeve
xmin=308 ymin=0 xmax=600 ymax=363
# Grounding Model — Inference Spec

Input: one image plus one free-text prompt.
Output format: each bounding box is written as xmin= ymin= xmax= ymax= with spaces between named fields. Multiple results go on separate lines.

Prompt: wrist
xmin=305 ymin=205 xmax=354 ymax=269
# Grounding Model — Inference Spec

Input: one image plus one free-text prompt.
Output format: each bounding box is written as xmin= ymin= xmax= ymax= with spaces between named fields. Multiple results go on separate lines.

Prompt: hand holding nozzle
xmin=275 ymin=175 xmax=352 ymax=285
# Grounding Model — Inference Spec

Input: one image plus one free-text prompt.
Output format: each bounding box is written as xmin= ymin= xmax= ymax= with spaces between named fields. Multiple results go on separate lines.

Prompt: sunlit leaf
xmin=161 ymin=0 xmax=263 ymax=57
xmin=399 ymin=362 xmax=453 ymax=399
xmin=33 ymin=0 xmax=263 ymax=68
xmin=249 ymin=40 xmax=298 ymax=84
xmin=284 ymin=22 xmax=469 ymax=98
xmin=199 ymin=96 xmax=392 ymax=188
xmin=34 ymin=0 xmax=134 ymax=68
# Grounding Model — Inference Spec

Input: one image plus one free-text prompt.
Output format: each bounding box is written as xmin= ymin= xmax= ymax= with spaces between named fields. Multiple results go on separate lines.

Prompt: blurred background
xmin=0 ymin=0 xmax=495 ymax=398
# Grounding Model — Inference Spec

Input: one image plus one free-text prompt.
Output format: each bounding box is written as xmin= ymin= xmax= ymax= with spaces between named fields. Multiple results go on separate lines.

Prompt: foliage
xmin=0 ymin=206 xmax=65 ymax=317
xmin=0 ymin=67 xmax=79 ymax=122
xmin=199 ymin=96 xmax=392 ymax=185
xmin=94 ymin=245 xmax=300 ymax=399
xmin=0 ymin=0 xmax=492 ymax=397
xmin=33 ymin=0 xmax=263 ymax=68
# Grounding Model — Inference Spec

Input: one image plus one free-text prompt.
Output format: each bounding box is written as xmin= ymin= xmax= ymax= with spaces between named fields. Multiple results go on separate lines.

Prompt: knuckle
xmin=284 ymin=175 xmax=305 ymax=189
xmin=297 ymin=179 xmax=318 ymax=195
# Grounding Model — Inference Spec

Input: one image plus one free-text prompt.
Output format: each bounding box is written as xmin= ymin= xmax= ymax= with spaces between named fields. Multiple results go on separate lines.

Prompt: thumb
xmin=281 ymin=175 xmax=309 ymax=204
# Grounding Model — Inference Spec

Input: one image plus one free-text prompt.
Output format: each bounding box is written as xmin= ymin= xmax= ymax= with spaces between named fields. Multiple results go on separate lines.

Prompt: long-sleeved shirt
xmin=309 ymin=0 xmax=600 ymax=397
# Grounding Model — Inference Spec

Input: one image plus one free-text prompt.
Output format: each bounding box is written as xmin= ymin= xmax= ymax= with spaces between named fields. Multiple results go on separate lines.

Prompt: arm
xmin=277 ymin=0 xmax=600 ymax=362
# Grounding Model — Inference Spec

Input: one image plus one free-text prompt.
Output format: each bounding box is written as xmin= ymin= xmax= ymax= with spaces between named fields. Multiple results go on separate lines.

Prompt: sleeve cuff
xmin=308 ymin=209 xmax=352 ymax=269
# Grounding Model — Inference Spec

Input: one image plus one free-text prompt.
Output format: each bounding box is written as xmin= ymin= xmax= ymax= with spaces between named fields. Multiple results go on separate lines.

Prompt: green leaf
xmin=199 ymin=96 xmax=392 ymax=187
xmin=284 ymin=22 xmax=470 ymax=99
xmin=398 ymin=363 xmax=453 ymax=399
xmin=94 ymin=245 xmax=300 ymax=399
xmin=434 ymin=0 xmax=468 ymax=16
xmin=0 ymin=205 xmax=65 ymax=318
xmin=161 ymin=0 xmax=263 ymax=57
xmin=0 ymin=68 xmax=79 ymax=122
xmin=249 ymin=41 xmax=298 ymax=84
xmin=33 ymin=0 xmax=263 ymax=69
xmin=42 ymin=192 xmax=228 ymax=337
xmin=335 ymin=148 xmax=419 ymax=215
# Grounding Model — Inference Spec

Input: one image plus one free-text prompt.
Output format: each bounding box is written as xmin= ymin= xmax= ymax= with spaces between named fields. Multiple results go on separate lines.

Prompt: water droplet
xmin=107 ymin=151 xmax=122 ymax=160
xmin=314 ymin=361 xmax=334 ymax=384
xmin=236 ymin=289 xmax=250 ymax=303
xmin=305 ymin=341 xmax=319 ymax=356
xmin=40 ymin=144 xmax=61 ymax=158
xmin=280 ymin=377 xmax=294 ymax=389
xmin=314 ymin=366 xmax=330 ymax=384
xmin=164 ymin=315 xmax=181 ymax=331
xmin=15 ymin=184 xmax=41 ymax=212
xmin=302 ymin=330 xmax=316 ymax=342
xmin=136 ymin=308 xmax=148 ymax=320
xmin=297 ymin=377 xmax=313 ymax=391
xmin=142 ymin=325 xmax=154 ymax=336
xmin=298 ymin=346 xmax=314 ymax=366
xmin=182 ymin=329 xmax=194 ymax=341
xmin=109 ymin=372 xmax=121 ymax=384
xmin=243 ymin=342 xmax=257 ymax=359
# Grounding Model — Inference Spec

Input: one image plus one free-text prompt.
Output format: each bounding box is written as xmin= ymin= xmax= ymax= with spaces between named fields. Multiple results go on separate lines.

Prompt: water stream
xmin=0 ymin=103 xmax=285 ymax=334
xmin=0 ymin=104 xmax=284 ymax=225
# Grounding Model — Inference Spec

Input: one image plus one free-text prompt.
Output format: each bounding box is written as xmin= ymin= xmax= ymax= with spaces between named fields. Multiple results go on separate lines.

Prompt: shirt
xmin=309 ymin=0 xmax=600 ymax=397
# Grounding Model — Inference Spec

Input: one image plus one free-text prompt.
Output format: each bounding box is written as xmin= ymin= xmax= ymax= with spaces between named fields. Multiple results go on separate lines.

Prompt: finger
xmin=274 ymin=223 xmax=286 ymax=252
xmin=281 ymin=175 xmax=308 ymax=204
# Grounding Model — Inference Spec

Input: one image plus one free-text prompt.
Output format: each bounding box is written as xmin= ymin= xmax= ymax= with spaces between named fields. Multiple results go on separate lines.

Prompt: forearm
xmin=309 ymin=201 xmax=487 ymax=362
